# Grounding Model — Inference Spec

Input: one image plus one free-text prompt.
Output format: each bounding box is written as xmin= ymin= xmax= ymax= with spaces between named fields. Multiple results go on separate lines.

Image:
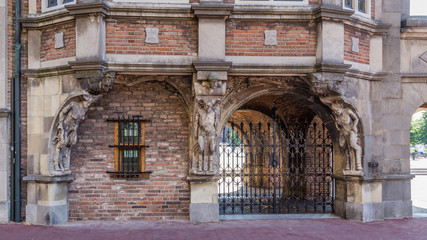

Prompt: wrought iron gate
xmin=218 ymin=109 xmax=334 ymax=215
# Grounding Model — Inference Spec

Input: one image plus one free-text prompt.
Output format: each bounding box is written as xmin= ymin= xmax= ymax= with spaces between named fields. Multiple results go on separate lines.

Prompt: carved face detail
xmin=198 ymin=99 xmax=221 ymax=113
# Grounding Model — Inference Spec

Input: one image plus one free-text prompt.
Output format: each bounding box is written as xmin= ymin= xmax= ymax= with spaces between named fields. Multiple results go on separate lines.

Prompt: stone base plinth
xmin=26 ymin=204 xmax=69 ymax=225
xmin=24 ymin=175 xmax=73 ymax=225
xmin=190 ymin=203 xmax=219 ymax=222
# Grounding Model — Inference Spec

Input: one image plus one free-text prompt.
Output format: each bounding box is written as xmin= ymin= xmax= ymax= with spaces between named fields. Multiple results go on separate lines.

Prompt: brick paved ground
xmin=1 ymin=217 xmax=427 ymax=240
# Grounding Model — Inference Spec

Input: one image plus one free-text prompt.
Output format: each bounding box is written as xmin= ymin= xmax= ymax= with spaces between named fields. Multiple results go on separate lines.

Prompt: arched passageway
xmin=218 ymin=95 xmax=334 ymax=215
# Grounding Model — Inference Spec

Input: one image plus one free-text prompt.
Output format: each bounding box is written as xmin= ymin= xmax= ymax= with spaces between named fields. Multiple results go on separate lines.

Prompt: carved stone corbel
xmin=49 ymin=93 xmax=102 ymax=176
xmin=76 ymin=70 xmax=116 ymax=95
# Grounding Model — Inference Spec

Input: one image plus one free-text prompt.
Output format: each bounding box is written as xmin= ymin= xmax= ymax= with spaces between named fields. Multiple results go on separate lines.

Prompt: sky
xmin=411 ymin=0 xmax=427 ymax=16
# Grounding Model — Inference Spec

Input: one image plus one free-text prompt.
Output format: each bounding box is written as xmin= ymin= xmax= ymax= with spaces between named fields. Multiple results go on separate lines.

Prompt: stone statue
xmin=50 ymin=94 xmax=99 ymax=176
xmin=329 ymin=101 xmax=363 ymax=171
xmin=191 ymin=98 xmax=221 ymax=175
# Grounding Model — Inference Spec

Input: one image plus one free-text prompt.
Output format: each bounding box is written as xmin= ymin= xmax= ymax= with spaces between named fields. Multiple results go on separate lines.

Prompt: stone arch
xmin=48 ymin=92 xmax=102 ymax=176
xmin=114 ymin=75 xmax=193 ymax=118
xmin=220 ymin=76 xmax=364 ymax=176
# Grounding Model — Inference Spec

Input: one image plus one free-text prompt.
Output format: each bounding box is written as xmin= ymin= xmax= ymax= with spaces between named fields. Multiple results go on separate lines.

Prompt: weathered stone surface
xmin=55 ymin=32 xmax=64 ymax=49
xmin=190 ymin=203 xmax=219 ymax=223
xmin=145 ymin=27 xmax=159 ymax=44
xmin=264 ymin=30 xmax=277 ymax=46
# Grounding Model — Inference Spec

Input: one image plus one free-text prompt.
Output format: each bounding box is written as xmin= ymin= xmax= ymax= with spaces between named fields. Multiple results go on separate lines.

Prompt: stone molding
xmin=24 ymin=65 xmax=74 ymax=78
xmin=187 ymin=175 xmax=220 ymax=183
xmin=230 ymin=5 xmax=313 ymax=21
xmin=65 ymin=0 xmax=110 ymax=16
xmin=313 ymin=5 xmax=354 ymax=22
xmin=193 ymin=61 xmax=232 ymax=72
xmin=23 ymin=174 xmax=74 ymax=183
xmin=192 ymin=3 xmax=234 ymax=18
xmin=20 ymin=10 xmax=74 ymax=30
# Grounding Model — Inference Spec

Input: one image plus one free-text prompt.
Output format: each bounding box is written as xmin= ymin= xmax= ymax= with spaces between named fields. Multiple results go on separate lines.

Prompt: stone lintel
xmin=65 ymin=0 xmax=110 ymax=16
xmin=23 ymin=174 xmax=74 ymax=183
xmin=0 ymin=109 xmax=10 ymax=118
xmin=192 ymin=3 xmax=234 ymax=18
xmin=193 ymin=61 xmax=232 ymax=72
xmin=313 ymin=5 xmax=354 ymax=22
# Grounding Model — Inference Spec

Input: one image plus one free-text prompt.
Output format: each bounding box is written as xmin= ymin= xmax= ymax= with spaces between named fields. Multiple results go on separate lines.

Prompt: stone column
xmin=0 ymin=0 xmax=9 ymax=223
xmin=379 ymin=0 xmax=413 ymax=219
xmin=189 ymin=2 xmax=232 ymax=222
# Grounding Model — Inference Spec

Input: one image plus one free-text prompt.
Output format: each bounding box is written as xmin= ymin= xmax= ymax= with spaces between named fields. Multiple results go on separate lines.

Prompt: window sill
xmin=107 ymin=171 xmax=152 ymax=179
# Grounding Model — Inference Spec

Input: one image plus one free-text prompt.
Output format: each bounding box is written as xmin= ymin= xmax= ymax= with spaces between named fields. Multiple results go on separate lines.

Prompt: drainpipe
xmin=11 ymin=0 xmax=22 ymax=223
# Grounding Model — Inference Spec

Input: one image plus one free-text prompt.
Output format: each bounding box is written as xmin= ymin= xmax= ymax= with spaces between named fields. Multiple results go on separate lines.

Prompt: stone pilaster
xmin=189 ymin=3 xmax=232 ymax=222
xmin=0 ymin=110 xmax=10 ymax=223
xmin=0 ymin=0 xmax=9 ymax=223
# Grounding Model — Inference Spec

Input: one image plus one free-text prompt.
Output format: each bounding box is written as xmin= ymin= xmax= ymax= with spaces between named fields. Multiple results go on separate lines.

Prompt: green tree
xmin=410 ymin=111 xmax=427 ymax=146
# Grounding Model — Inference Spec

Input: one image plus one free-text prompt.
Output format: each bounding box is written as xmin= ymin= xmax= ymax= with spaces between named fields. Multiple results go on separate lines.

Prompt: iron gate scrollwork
xmin=218 ymin=107 xmax=334 ymax=215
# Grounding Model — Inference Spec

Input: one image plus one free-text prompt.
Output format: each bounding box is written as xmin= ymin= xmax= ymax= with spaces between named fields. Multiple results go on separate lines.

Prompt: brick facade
xmin=40 ymin=22 xmax=76 ymax=62
xmin=344 ymin=26 xmax=370 ymax=65
xmin=69 ymin=81 xmax=191 ymax=221
xmin=106 ymin=19 xmax=198 ymax=56
xmin=225 ymin=21 xmax=316 ymax=57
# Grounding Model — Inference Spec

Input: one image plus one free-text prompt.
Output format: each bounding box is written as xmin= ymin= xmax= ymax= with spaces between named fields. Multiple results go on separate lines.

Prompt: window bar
xmin=137 ymin=118 xmax=141 ymax=178
xmin=118 ymin=116 xmax=122 ymax=178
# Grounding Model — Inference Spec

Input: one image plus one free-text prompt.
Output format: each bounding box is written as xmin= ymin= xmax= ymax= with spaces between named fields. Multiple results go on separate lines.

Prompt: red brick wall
xmin=69 ymin=81 xmax=191 ymax=221
xmin=40 ymin=22 xmax=76 ymax=62
xmin=371 ymin=0 xmax=375 ymax=19
xmin=344 ymin=26 xmax=370 ymax=65
xmin=225 ymin=22 xmax=316 ymax=57
xmin=106 ymin=19 xmax=197 ymax=56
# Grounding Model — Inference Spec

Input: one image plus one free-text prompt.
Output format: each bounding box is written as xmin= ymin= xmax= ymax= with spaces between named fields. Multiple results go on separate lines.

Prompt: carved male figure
xmin=51 ymin=94 xmax=98 ymax=175
xmin=194 ymin=98 xmax=221 ymax=173
xmin=330 ymin=102 xmax=362 ymax=170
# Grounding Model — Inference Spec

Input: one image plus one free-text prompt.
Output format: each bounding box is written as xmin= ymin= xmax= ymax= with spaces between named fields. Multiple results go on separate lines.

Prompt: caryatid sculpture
xmin=50 ymin=94 xmax=100 ymax=176
xmin=321 ymin=96 xmax=363 ymax=173
xmin=191 ymin=98 xmax=221 ymax=175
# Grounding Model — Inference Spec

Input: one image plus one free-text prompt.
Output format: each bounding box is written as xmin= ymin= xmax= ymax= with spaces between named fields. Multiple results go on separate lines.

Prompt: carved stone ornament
xmin=49 ymin=94 xmax=102 ymax=176
xmin=320 ymin=95 xmax=363 ymax=175
xmin=76 ymin=70 xmax=116 ymax=95
xmin=191 ymin=98 xmax=222 ymax=175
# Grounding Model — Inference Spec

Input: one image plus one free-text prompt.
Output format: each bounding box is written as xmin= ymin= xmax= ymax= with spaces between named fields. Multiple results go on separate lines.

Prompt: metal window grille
xmin=107 ymin=115 xmax=151 ymax=179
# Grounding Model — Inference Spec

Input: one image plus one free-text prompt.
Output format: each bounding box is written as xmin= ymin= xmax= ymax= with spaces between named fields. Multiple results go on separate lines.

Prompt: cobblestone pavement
xmin=2 ymin=217 xmax=427 ymax=240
